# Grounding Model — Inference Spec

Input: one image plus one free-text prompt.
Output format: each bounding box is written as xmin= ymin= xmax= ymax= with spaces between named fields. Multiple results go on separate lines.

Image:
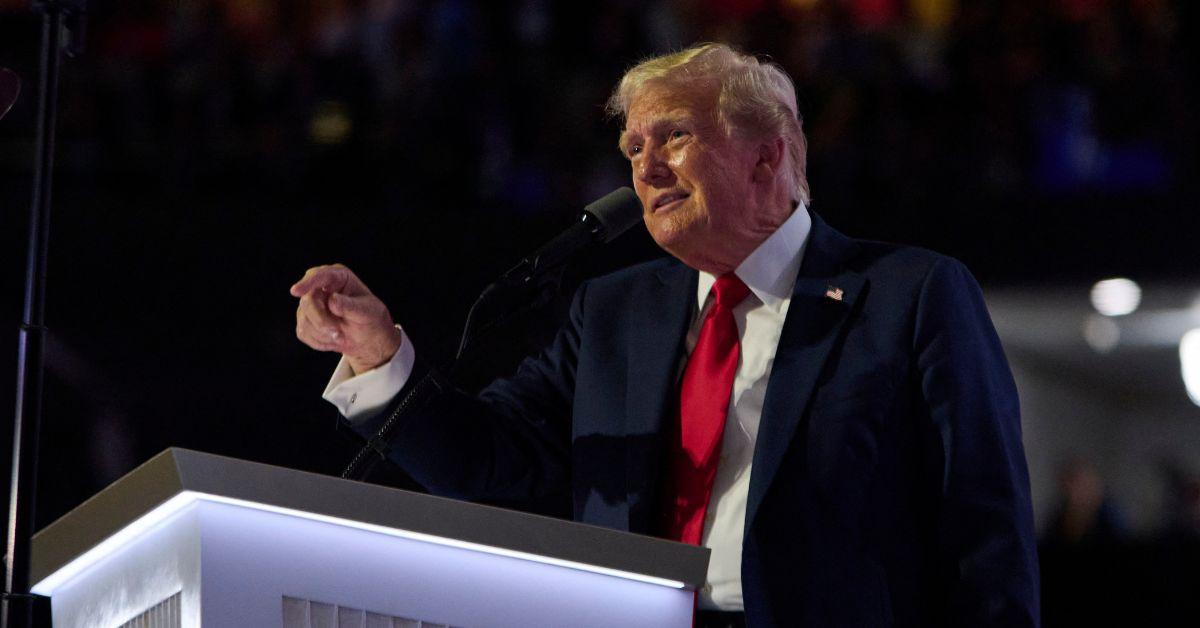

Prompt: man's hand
xmin=290 ymin=264 xmax=403 ymax=375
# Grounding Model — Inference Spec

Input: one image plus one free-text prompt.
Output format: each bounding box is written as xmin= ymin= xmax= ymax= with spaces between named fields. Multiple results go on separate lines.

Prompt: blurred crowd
xmin=1 ymin=0 xmax=1193 ymax=218
xmin=1040 ymin=457 xmax=1200 ymax=626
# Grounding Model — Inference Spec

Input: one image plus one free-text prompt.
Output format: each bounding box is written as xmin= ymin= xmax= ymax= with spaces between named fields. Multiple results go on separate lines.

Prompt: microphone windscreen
xmin=583 ymin=187 xmax=643 ymax=243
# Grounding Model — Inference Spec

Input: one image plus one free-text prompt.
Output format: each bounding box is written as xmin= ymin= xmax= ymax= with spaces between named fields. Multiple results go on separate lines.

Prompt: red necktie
xmin=662 ymin=273 xmax=751 ymax=544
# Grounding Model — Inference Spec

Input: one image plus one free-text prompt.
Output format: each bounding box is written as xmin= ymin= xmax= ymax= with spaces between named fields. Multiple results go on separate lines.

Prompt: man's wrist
xmin=324 ymin=326 xmax=416 ymax=420
xmin=347 ymin=327 xmax=404 ymax=375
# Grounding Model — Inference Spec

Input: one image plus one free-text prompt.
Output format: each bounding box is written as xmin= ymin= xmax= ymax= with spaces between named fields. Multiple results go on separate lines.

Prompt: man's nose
xmin=636 ymin=148 xmax=672 ymax=185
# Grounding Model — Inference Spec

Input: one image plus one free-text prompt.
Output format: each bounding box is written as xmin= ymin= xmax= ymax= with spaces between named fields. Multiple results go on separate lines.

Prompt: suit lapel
xmin=625 ymin=260 xmax=696 ymax=533
xmin=746 ymin=214 xmax=866 ymax=529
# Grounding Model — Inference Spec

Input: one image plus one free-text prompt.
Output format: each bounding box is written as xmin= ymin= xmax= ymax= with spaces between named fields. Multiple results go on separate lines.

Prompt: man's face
xmin=620 ymin=83 xmax=779 ymax=273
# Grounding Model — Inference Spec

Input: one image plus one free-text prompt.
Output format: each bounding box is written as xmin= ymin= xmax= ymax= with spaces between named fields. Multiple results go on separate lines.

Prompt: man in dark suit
xmin=292 ymin=43 xmax=1039 ymax=627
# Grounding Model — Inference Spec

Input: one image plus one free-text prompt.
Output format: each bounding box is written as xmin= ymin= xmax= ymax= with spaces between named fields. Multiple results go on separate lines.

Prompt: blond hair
xmin=607 ymin=43 xmax=810 ymax=204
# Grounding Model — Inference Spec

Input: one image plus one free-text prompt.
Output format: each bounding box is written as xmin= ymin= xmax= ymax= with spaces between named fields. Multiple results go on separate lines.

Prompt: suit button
xmin=349 ymin=393 xmax=358 ymax=404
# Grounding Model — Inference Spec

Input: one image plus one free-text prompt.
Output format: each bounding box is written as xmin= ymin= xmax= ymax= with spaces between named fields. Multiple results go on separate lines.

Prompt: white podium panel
xmin=30 ymin=450 xmax=707 ymax=627
xmin=45 ymin=499 xmax=199 ymax=628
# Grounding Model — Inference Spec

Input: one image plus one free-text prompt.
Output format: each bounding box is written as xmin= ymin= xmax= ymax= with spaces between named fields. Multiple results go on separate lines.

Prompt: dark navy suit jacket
xmin=356 ymin=213 xmax=1040 ymax=627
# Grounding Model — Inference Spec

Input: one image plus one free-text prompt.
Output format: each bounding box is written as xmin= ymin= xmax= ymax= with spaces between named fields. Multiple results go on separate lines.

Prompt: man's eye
xmin=628 ymin=145 xmax=642 ymax=156
xmin=670 ymin=129 xmax=687 ymax=140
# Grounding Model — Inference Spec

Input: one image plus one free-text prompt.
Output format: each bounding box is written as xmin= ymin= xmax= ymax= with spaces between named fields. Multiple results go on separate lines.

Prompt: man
xmin=292 ymin=43 xmax=1040 ymax=626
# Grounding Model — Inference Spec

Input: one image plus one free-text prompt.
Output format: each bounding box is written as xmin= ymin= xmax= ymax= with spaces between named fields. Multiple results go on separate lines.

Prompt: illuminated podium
xmin=30 ymin=449 xmax=707 ymax=627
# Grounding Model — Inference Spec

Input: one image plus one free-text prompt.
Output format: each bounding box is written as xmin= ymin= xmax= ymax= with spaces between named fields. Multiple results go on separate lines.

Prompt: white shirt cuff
xmin=322 ymin=327 xmax=416 ymax=423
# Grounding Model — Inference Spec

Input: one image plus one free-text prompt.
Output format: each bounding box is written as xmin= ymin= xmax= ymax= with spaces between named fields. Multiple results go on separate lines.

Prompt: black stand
xmin=4 ymin=2 xmax=85 ymax=627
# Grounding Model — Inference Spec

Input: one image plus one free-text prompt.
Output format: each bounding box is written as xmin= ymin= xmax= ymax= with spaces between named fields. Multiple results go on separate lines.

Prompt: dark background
xmin=1 ymin=0 xmax=1197 ymax=624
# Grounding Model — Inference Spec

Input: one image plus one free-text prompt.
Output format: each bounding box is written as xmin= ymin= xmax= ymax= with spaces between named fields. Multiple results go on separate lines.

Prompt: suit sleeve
xmin=913 ymin=257 xmax=1040 ymax=626
xmin=344 ymin=281 xmax=587 ymax=503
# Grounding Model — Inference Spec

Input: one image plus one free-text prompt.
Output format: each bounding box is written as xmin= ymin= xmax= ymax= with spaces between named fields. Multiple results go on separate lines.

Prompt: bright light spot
xmin=1090 ymin=278 xmax=1142 ymax=317
xmin=1181 ymin=329 xmax=1200 ymax=407
xmin=31 ymin=492 xmax=196 ymax=595
xmin=1083 ymin=315 xmax=1120 ymax=353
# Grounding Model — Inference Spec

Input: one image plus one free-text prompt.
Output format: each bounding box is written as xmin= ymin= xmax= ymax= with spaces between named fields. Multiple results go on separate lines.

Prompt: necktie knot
xmin=711 ymin=273 xmax=750 ymax=310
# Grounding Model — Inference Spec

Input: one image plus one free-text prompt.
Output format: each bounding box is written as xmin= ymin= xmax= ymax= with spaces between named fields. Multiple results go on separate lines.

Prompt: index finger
xmin=290 ymin=265 xmax=349 ymax=297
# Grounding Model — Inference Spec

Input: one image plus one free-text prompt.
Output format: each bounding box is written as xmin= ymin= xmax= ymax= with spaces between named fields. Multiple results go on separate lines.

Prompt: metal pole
xmin=4 ymin=3 xmax=69 ymax=626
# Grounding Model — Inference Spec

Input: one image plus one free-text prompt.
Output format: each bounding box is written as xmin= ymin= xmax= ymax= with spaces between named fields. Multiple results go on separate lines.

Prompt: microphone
xmin=495 ymin=186 xmax=643 ymax=287
xmin=458 ymin=186 xmax=643 ymax=358
xmin=0 ymin=68 xmax=19 ymax=122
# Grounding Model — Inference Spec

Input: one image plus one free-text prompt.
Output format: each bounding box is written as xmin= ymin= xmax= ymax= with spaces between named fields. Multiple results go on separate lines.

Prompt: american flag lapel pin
xmin=825 ymin=286 xmax=844 ymax=302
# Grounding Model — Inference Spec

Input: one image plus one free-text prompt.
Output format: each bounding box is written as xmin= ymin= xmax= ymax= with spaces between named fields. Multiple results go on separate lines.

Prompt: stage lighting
xmin=1083 ymin=314 xmax=1120 ymax=353
xmin=1181 ymin=328 xmax=1200 ymax=407
xmin=1090 ymin=278 xmax=1141 ymax=317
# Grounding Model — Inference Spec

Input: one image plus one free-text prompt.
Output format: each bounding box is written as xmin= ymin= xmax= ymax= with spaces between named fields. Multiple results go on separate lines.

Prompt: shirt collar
xmin=696 ymin=202 xmax=812 ymax=312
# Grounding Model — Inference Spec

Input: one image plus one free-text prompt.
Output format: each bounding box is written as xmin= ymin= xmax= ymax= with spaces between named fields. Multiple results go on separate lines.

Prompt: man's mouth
xmin=652 ymin=192 xmax=690 ymax=212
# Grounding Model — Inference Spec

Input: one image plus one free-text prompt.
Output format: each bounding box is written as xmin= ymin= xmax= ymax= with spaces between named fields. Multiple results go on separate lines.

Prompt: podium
xmin=30 ymin=449 xmax=707 ymax=627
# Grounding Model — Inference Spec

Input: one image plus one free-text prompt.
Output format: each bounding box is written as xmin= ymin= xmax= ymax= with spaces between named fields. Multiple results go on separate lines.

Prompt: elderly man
xmin=292 ymin=44 xmax=1039 ymax=627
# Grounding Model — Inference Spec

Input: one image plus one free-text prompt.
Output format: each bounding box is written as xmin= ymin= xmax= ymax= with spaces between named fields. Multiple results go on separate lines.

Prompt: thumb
xmin=328 ymin=292 xmax=384 ymax=324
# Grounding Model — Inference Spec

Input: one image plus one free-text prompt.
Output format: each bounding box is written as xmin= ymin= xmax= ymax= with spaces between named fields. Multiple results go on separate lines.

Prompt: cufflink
xmin=824 ymin=286 xmax=844 ymax=302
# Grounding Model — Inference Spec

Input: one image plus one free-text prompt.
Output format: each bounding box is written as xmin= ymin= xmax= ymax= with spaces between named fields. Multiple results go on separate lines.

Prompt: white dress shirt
xmin=324 ymin=205 xmax=813 ymax=611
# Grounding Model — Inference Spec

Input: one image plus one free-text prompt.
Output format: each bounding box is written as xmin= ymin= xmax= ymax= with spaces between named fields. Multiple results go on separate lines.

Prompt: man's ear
xmin=752 ymin=137 xmax=786 ymax=183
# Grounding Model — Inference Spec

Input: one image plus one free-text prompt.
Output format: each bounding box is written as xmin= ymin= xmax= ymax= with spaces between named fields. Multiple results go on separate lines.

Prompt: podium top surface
xmin=31 ymin=448 xmax=709 ymax=591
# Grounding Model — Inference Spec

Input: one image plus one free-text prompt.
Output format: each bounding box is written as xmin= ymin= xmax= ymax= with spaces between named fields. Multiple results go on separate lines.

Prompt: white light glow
xmin=31 ymin=492 xmax=196 ymax=596
xmin=1181 ymin=328 xmax=1200 ymax=407
xmin=31 ymin=491 xmax=687 ymax=596
xmin=1083 ymin=314 xmax=1120 ymax=353
xmin=1090 ymin=278 xmax=1142 ymax=317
